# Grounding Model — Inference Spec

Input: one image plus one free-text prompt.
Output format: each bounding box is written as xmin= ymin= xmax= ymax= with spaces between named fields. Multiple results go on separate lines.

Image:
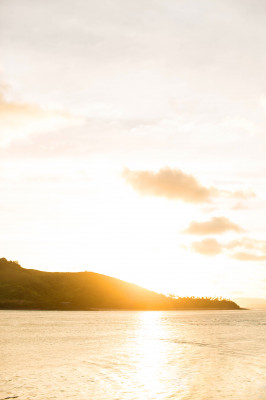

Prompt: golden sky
xmin=0 ymin=0 xmax=266 ymax=299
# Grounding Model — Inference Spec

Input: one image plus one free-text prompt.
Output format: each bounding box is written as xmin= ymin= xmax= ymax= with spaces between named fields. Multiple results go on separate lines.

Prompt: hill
xmin=0 ymin=258 xmax=240 ymax=310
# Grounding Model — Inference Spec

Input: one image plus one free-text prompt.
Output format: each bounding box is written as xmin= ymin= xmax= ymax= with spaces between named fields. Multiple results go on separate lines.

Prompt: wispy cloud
xmin=123 ymin=167 xmax=254 ymax=203
xmin=183 ymin=216 xmax=244 ymax=235
xmin=0 ymin=91 xmax=83 ymax=148
xmin=210 ymin=187 xmax=255 ymax=199
xmin=225 ymin=237 xmax=266 ymax=253
xmin=232 ymin=202 xmax=248 ymax=210
xmin=191 ymin=236 xmax=266 ymax=262
xmin=231 ymin=252 xmax=266 ymax=262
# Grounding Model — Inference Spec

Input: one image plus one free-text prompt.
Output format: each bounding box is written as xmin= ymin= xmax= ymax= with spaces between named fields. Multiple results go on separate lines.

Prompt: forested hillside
xmin=0 ymin=258 xmax=240 ymax=310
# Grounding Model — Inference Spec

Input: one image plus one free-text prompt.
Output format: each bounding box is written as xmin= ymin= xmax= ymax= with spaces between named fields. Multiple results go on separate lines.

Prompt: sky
xmin=0 ymin=0 xmax=266 ymax=301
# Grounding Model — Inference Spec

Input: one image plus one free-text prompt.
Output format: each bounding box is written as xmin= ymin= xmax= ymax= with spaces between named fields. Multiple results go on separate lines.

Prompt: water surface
xmin=0 ymin=310 xmax=265 ymax=400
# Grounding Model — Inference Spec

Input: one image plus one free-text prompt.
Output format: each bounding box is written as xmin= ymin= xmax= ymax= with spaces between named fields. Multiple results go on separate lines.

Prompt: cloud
xmin=183 ymin=216 xmax=244 ymax=235
xmin=210 ymin=187 xmax=255 ymax=199
xmin=225 ymin=237 xmax=266 ymax=252
xmin=226 ymin=237 xmax=266 ymax=261
xmin=191 ymin=238 xmax=222 ymax=256
xmin=232 ymin=202 xmax=248 ymax=210
xmin=190 ymin=236 xmax=266 ymax=261
xmin=122 ymin=167 xmax=254 ymax=203
xmin=122 ymin=167 xmax=210 ymax=203
xmin=231 ymin=252 xmax=266 ymax=262
xmin=0 ymin=91 xmax=83 ymax=148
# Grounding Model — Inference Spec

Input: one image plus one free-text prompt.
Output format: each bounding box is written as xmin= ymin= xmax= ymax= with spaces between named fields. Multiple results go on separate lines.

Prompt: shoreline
xmin=0 ymin=307 xmax=247 ymax=311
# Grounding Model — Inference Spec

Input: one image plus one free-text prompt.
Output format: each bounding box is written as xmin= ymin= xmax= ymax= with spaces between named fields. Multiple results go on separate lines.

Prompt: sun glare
xmin=133 ymin=312 xmax=168 ymax=397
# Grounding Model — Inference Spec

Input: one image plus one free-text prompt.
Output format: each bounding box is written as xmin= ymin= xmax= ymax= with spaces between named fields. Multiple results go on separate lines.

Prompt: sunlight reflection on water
xmin=0 ymin=310 xmax=265 ymax=400
xmin=134 ymin=312 xmax=170 ymax=398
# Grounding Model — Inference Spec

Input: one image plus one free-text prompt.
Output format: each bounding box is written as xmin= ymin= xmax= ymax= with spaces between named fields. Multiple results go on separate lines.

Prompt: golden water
xmin=1 ymin=310 xmax=265 ymax=399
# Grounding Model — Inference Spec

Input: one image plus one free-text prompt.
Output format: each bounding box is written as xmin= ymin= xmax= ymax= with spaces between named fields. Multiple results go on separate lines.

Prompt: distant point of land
xmin=0 ymin=258 xmax=240 ymax=311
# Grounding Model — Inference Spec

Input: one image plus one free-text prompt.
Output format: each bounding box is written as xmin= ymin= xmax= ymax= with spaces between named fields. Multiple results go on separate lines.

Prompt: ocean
xmin=0 ymin=310 xmax=265 ymax=400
